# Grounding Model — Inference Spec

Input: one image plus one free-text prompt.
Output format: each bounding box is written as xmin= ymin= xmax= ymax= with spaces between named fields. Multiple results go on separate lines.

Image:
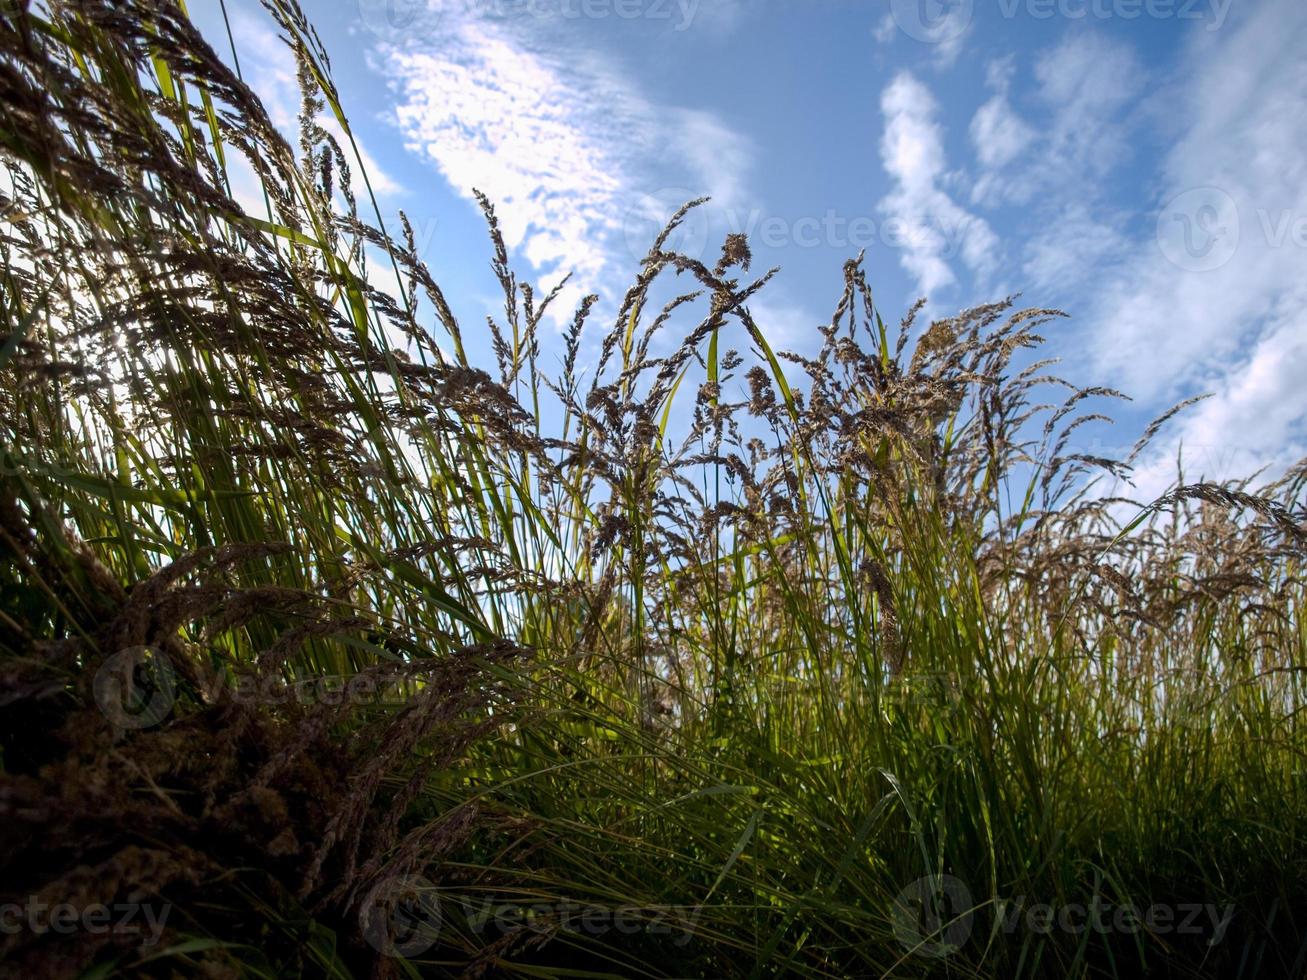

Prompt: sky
xmin=192 ymin=0 xmax=1307 ymax=501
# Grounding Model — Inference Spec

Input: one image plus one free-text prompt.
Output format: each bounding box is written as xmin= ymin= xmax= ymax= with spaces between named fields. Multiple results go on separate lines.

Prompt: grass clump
xmin=1 ymin=1 xmax=1305 ymax=977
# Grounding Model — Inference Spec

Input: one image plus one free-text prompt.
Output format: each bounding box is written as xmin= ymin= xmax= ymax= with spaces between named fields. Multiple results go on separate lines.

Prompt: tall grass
xmin=2 ymin=1 xmax=1305 ymax=977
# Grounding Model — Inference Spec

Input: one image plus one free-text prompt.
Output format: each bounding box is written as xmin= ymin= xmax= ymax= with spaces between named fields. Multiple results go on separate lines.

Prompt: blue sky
xmin=196 ymin=0 xmax=1306 ymax=499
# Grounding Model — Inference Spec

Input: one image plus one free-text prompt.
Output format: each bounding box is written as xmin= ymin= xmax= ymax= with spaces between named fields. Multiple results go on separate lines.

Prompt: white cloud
xmin=932 ymin=30 xmax=967 ymax=69
xmin=379 ymin=14 xmax=752 ymax=325
xmin=1125 ymin=315 xmax=1307 ymax=501
xmin=1020 ymin=202 xmax=1128 ymax=297
xmin=226 ymin=6 xmax=300 ymax=130
xmin=970 ymin=34 xmax=1142 ymax=209
xmin=970 ymin=91 xmax=1034 ymax=171
xmin=968 ymin=56 xmax=1032 ymax=175
xmin=672 ymin=109 xmax=752 ymax=206
xmin=877 ymin=72 xmax=999 ymax=299
xmin=1075 ymin=0 xmax=1307 ymax=490
xmin=869 ymin=4 xmax=968 ymax=68
xmin=873 ymin=12 xmax=897 ymax=44
xmin=1031 ymin=33 xmax=1140 ymax=181
xmin=984 ymin=55 xmax=1016 ymax=91
xmin=895 ymin=13 xmax=1305 ymax=487
xmin=1092 ymin=0 xmax=1307 ymax=395
xmin=960 ymin=36 xmax=1145 ymax=303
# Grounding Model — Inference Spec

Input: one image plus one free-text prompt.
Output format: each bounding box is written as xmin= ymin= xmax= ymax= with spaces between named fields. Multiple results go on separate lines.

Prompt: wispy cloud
xmin=876 ymin=72 xmax=999 ymax=300
xmin=1083 ymin=0 xmax=1307 ymax=489
xmin=960 ymin=36 xmax=1145 ymax=311
xmin=377 ymin=11 xmax=752 ymax=324
xmin=968 ymin=57 xmax=1033 ymax=197
xmin=870 ymin=10 xmax=1305 ymax=486
xmin=969 ymin=91 xmax=1032 ymax=173
xmin=953 ymin=4 xmax=1307 ymax=489
xmin=1019 ymin=201 xmax=1129 ymax=299
xmin=970 ymin=35 xmax=1141 ymax=211
xmin=1031 ymin=33 xmax=1140 ymax=182
xmin=1126 ymin=316 xmax=1307 ymax=500
xmin=871 ymin=1 xmax=971 ymax=68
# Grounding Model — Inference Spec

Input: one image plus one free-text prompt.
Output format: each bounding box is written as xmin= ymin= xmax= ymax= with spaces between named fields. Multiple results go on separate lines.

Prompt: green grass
xmin=1 ymin=1 xmax=1305 ymax=977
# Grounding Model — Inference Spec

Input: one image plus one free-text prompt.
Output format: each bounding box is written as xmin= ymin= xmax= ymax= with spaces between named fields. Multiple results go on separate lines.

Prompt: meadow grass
xmin=1 ymin=1 xmax=1305 ymax=977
